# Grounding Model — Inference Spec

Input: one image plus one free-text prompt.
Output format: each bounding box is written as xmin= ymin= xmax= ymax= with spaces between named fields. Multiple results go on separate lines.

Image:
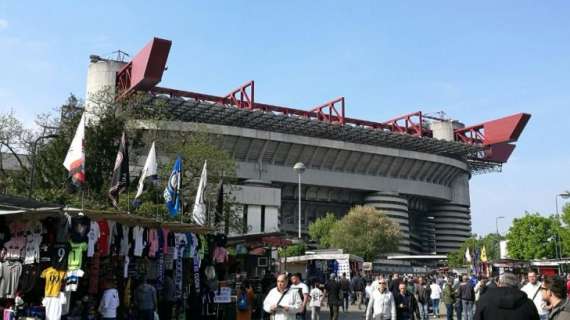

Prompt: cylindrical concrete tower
xmin=364 ymin=192 xmax=410 ymax=254
xmin=85 ymin=56 xmax=126 ymax=123
xmin=431 ymin=203 xmax=471 ymax=254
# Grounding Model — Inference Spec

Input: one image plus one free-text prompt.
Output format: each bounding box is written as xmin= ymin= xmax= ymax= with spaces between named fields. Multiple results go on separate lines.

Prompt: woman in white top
xmin=263 ymin=274 xmax=302 ymax=320
xmin=429 ymin=281 xmax=442 ymax=318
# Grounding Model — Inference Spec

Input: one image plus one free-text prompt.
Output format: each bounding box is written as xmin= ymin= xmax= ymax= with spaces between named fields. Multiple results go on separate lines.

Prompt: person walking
xmin=237 ymin=280 xmax=255 ymax=320
xmin=291 ymin=273 xmax=310 ymax=320
xmin=309 ymin=282 xmax=324 ymax=320
xmin=474 ymin=272 xmax=539 ymax=320
xmin=160 ymin=271 xmax=176 ymax=320
xmin=541 ymin=275 xmax=570 ymax=320
xmin=442 ymin=279 xmax=456 ymax=320
xmin=415 ymin=277 xmax=431 ymax=320
xmin=521 ymin=270 xmax=549 ymax=320
xmin=134 ymin=277 xmax=157 ymax=320
xmin=459 ymin=275 xmax=475 ymax=320
xmin=366 ymin=278 xmax=396 ymax=320
xmin=430 ymin=279 xmax=442 ymax=318
xmin=395 ymin=283 xmax=419 ymax=320
xmin=352 ymin=273 xmax=365 ymax=309
xmin=263 ymin=274 xmax=302 ymax=320
xmin=340 ymin=273 xmax=352 ymax=312
xmin=325 ymin=274 xmax=342 ymax=320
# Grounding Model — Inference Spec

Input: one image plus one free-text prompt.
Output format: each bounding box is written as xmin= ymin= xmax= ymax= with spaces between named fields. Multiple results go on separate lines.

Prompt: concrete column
xmin=364 ymin=192 xmax=410 ymax=254
xmin=431 ymin=203 xmax=471 ymax=254
xmin=85 ymin=58 xmax=126 ymax=123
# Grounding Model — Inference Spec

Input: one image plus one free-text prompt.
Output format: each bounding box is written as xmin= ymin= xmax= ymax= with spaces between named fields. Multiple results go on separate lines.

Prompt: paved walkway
xmin=315 ymin=302 xmax=449 ymax=320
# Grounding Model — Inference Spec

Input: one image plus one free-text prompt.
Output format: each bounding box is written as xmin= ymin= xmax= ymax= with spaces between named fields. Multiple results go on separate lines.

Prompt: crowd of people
xmin=253 ymin=270 xmax=570 ymax=320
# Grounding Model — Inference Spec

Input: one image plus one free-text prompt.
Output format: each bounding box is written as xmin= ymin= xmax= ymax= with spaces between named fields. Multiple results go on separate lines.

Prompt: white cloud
xmin=0 ymin=19 xmax=8 ymax=30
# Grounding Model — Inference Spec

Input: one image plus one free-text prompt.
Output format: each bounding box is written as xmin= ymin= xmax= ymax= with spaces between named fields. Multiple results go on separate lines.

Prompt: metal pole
xmin=298 ymin=173 xmax=302 ymax=239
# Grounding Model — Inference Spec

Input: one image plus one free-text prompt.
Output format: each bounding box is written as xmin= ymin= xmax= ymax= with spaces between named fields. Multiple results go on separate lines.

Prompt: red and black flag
xmin=108 ymin=132 xmax=130 ymax=208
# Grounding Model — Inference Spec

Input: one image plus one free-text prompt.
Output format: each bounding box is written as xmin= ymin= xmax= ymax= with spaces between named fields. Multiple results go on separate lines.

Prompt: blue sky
xmin=1 ymin=1 xmax=569 ymax=235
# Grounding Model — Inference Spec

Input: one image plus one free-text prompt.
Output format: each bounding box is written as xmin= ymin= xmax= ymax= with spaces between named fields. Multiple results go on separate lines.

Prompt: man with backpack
xmin=415 ymin=277 xmax=431 ymax=320
xmin=351 ymin=273 xmax=365 ymax=310
xmin=521 ymin=270 xmax=549 ymax=320
xmin=291 ymin=273 xmax=310 ymax=320
xmin=237 ymin=280 xmax=256 ymax=320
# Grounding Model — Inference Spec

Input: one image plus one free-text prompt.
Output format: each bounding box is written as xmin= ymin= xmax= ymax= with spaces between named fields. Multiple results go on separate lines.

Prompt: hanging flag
xmin=134 ymin=141 xmax=158 ymax=200
xmin=164 ymin=156 xmax=182 ymax=217
xmin=192 ymin=160 xmax=207 ymax=225
xmin=214 ymin=177 xmax=224 ymax=228
xmin=465 ymin=247 xmax=472 ymax=263
xmin=480 ymin=245 xmax=488 ymax=262
xmin=63 ymin=113 xmax=86 ymax=187
xmin=108 ymin=132 xmax=130 ymax=208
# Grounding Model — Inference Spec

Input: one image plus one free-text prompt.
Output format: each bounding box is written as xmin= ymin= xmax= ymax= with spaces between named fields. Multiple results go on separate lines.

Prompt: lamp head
xmin=293 ymin=162 xmax=306 ymax=174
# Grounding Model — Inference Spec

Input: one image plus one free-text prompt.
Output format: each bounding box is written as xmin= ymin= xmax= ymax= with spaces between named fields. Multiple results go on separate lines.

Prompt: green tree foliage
xmin=279 ymin=244 xmax=306 ymax=258
xmin=506 ymin=212 xmax=558 ymax=259
xmin=3 ymin=91 xmax=242 ymax=231
xmin=308 ymin=213 xmax=338 ymax=248
xmin=329 ymin=206 xmax=400 ymax=261
xmin=446 ymin=233 xmax=502 ymax=267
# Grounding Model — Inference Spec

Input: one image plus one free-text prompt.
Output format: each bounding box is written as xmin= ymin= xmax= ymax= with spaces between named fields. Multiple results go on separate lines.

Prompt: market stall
xmin=279 ymin=249 xmax=363 ymax=284
xmin=0 ymin=195 xmax=236 ymax=320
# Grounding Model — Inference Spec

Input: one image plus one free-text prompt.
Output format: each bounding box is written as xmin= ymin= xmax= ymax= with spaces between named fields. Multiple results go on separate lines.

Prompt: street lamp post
xmin=496 ymin=216 xmax=505 ymax=236
xmin=293 ymin=162 xmax=306 ymax=240
xmin=28 ymin=134 xmax=59 ymax=198
xmin=555 ymin=192 xmax=570 ymax=260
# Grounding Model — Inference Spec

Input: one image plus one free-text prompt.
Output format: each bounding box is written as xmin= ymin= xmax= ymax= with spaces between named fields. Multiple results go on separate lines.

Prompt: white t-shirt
xmin=309 ymin=288 xmax=324 ymax=307
xmin=291 ymin=283 xmax=310 ymax=297
xmin=521 ymin=282 xmax=548 ymax=315
xmin=99 ymin=288 xmax=120 ymax=318
xmin=120 ymin=225 xmax=130 ymax=256
xmin=42 ymin=292 xmax=67 ymax=320
xmin=23 ymin=232 xmax=42 ymax=264
xmin=87 ymin=221 xmax=100 ymax=257
xmin=430 ymin=283 xmax=442 ymax=300
xmin=133 ymin=226 xmax=145 ymax=257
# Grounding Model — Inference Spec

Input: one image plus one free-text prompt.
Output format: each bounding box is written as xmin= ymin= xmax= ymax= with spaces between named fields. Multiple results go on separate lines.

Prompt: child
xmin=309 ymin=282 xmax=324 ymax=320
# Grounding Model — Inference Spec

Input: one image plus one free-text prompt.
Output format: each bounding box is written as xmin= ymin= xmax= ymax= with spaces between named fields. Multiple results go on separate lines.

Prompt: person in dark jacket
xmin=325 ymin=274 xmax=342 ymax=320
xmin=474 ymin=272 xmax=539 ymax=320
xmin=459 ymin=275 xmax=475 ymax=320
xmin=395 ymin=283 xmax=419 ymax=320
xmin=415 ymin=277 xmax=430 ymax=320
xmin=442 ymin=279 xmax=456 ymax=320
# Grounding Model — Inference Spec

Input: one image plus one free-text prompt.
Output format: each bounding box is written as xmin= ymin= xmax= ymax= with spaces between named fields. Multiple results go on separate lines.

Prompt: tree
xmin=329 ymin=206 xmax=400 ymax=261
xmin=279 ymin=244 xmax=306 ymax=258
xmin=506 ymin=212 xmax=558 ymax=259
xmin=446 ymin=233 xmax=502 ymax=267
xmin=308 ymin=213 xmax=338 ymax=248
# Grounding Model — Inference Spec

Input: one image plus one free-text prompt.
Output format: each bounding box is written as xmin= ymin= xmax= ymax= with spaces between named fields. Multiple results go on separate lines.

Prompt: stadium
xmin=85 ymin=38 xmax=530 ymax=255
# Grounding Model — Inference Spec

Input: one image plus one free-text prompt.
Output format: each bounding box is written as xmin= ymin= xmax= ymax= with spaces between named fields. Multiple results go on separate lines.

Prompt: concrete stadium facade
xmin=84 ymin=38 xmax=528 ymax=255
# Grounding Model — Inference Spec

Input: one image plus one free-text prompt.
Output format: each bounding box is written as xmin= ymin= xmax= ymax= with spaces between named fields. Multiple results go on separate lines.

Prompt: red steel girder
xmin=382 ymin=111 xmax=429 ymax=137
xmin=454 ymin=113 xmax=531 ymax=145
xmin=223 ymin=80 xmax=255 ymax=110
xmin=116 ymin=37 xmax=171 ymax=99
xmin=310 ymin=97 xmax=345 ymax=125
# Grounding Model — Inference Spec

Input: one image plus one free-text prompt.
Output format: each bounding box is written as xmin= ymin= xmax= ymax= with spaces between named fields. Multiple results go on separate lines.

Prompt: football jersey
xmin=40 ymin=267 xmax=65 ymax=297
xmin=67 ymin=242 xmax=87 ymax=270
xmin=50 ymin=243 xmax=70 ymax=269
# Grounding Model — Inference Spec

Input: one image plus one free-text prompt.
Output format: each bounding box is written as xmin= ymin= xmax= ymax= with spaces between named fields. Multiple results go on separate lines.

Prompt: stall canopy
xmin=0 ymin=194 xmax=211 ymax=234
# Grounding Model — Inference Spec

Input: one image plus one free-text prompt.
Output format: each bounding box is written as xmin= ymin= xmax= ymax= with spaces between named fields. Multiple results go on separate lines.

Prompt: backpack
xmin=237 ymin=292 xmax=249 ymax=311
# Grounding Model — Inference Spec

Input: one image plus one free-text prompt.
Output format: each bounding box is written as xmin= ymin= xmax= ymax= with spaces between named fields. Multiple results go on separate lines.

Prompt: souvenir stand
xmin=0 ymin=195 xmax=230 ymax=320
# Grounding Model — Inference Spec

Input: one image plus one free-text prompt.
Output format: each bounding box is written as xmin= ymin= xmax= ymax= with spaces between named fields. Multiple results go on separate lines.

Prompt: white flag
xmin=134 ymin=142 xmax=158 ymax=199
xmin=192 ymin=160 xmax=207 ymax=225
xmin=465 ymin=247 xmax=472 ymax=263
xmin=63 ymin=113 xmax=86 ymax=186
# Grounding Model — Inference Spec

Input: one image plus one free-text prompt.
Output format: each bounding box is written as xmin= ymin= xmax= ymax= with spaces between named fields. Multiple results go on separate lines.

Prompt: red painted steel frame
xmin=223 ymin=80 xmax=255 ymax=109
xmin=310 ymin=97 xmax=346 ymax=125
xmin=382 ymin=111 xmax=428 ymax=137
xmin=454 ymin=113 xmax=531 ymax=145
xmin=116 ymin=37 xmax=171 ymax=99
